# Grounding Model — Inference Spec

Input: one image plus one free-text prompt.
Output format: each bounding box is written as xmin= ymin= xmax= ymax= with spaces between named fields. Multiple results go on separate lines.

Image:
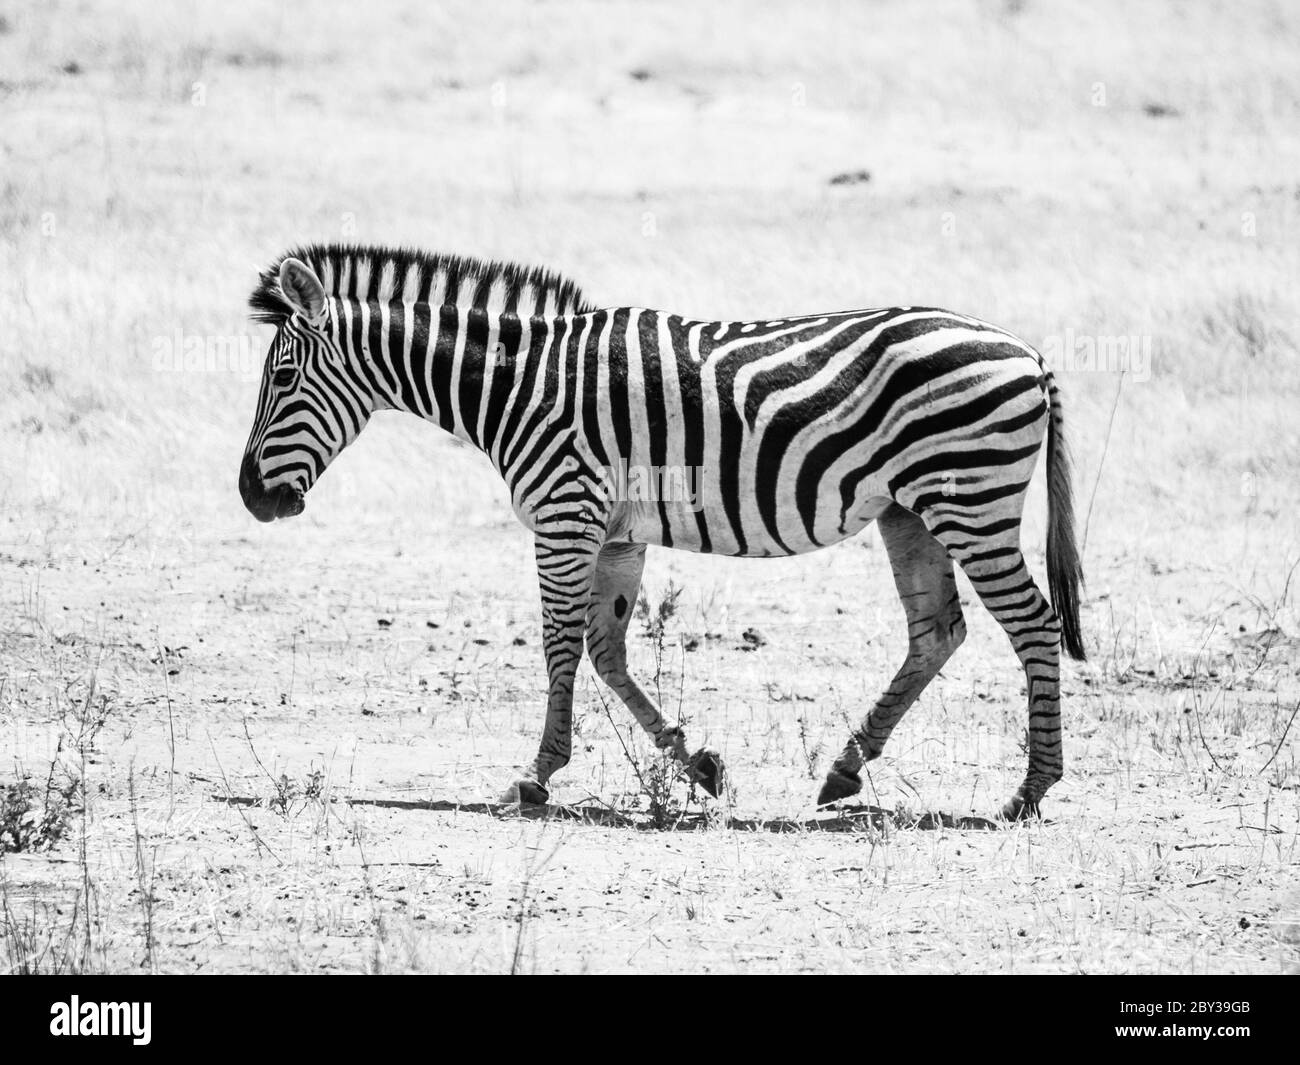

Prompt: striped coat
xmin=240 ymin=245 xmax=1085 ymax=819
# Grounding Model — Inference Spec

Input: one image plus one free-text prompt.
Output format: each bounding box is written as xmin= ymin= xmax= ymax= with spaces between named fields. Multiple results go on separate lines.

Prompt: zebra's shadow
xmin=723 ymin=804 xmax=1004 ymax=833
xmin=221 ymin=795 xmax=1005 ymax=832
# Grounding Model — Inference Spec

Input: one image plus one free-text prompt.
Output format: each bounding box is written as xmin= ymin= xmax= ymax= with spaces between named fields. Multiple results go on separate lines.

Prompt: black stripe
xmin=481 ymin=314 xmax=523 ymax=456
xmin=429 ymin=306 xmax=458 ymax=433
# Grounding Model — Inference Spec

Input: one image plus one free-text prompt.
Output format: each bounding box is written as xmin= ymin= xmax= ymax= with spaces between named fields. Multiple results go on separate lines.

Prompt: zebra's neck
xmin=336 ymin=298 xmax=559 ymax=465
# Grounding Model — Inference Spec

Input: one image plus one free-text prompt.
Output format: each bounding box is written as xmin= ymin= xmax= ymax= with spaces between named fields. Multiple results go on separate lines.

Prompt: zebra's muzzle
xmin=239 ymin=454 xmax=306 ymax=522
xmin=274 ymin=487 xmax=305 ymax=519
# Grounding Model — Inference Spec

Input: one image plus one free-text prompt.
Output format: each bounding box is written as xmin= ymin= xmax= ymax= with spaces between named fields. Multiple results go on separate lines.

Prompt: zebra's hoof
xmin=817 ymin=769 xmax=862 ymax=806
xmin=999 ymin=794 xmax=1040 ymax=822
xmin=501 ymin=779 xmax=549 ymax=806
xmin=686 ymin=747 xmax=725 ymax=798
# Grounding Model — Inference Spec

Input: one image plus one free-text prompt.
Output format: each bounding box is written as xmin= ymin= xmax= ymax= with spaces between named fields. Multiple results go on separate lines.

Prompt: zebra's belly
xmin=613 ymin=491 xmax=893 ymax=557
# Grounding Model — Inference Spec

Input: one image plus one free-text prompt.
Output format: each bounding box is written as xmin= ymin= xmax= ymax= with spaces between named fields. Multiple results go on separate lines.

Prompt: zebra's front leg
xmin=585 ymin=542 xmax=724 ymax=797
xmin=501 ymin=526 xmax=603 ymax=806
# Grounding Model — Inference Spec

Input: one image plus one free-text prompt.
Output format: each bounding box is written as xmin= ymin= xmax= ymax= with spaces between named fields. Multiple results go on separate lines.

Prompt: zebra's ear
xmin=278 ymin=258 xmax=326 ymax=322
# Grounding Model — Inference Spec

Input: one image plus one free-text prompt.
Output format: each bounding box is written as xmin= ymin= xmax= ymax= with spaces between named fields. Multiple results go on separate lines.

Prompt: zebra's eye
xmin=272 ymin=366 xmax=297 ymax=390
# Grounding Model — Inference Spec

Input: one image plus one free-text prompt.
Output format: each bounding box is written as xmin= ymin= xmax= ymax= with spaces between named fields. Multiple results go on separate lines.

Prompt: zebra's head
xmin=239 ymin=258 xmax=374 ymax=522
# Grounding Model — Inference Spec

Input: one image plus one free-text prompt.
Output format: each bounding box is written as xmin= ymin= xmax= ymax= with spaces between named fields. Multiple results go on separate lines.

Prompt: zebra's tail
xmin=1044 ymin=372 xmax=1086 ymax=661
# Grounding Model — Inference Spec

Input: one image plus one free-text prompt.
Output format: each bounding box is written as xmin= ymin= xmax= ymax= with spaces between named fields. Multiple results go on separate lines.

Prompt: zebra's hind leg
xmin=943 ymin=542 xmax=1064 ymax=820
xmin=585 ymin=541 xmax=723 ymax=797
xmin=819 ymin=504 xmax=966 ymax=806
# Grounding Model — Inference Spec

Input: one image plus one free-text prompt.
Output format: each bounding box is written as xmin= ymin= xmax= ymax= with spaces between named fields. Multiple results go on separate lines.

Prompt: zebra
xmin=239 ymin=243 xmax=1086 ymax=820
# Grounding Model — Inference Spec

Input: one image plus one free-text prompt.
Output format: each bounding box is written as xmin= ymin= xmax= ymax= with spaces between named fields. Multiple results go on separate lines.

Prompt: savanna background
xmin=1 ymin=0 xmax=1297 ymax=973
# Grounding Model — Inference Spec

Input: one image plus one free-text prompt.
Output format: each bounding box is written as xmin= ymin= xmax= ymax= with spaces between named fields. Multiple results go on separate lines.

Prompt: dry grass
xmin=0 ymin=0 xmax=1297 ymax=972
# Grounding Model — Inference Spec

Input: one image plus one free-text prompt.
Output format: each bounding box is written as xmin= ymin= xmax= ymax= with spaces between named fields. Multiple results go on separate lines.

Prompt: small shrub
xmin=0 ymin=771 xmax=81 ymax=853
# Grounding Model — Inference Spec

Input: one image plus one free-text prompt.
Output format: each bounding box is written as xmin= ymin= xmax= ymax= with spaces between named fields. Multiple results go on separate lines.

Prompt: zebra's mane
xmin=249 ymin=243 xmax=594 ymax=324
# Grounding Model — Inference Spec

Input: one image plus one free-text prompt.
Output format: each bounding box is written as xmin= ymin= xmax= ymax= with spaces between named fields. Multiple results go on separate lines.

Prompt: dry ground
xmin=1 ymin=0 xmax=1298 ymax=973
